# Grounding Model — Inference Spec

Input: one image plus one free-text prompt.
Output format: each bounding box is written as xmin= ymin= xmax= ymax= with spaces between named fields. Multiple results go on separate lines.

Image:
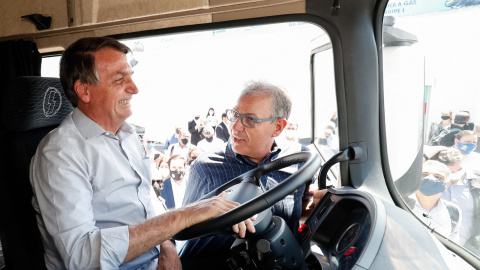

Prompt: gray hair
xmin=238 ymin=81 xmax=292 ymax=119
xmin=202 ymin=125 xmax=215 ymax=136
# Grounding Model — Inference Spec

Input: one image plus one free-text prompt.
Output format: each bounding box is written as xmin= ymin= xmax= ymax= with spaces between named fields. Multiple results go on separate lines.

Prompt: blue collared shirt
xmin=183 ymin=140 xmax=312 ymax=231
xmin=441 ymin=172 xmax=476 ymax=246
xmin=30 ymin=108 xmax=162 ymax=270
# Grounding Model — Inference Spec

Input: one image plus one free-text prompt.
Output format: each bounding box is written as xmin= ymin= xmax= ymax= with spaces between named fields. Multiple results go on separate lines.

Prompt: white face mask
xmin=159 ymin=168 xmax=170 ymax=178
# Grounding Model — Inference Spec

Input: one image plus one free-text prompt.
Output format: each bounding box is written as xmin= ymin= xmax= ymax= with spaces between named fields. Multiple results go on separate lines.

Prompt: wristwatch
xmin=423 ymin=153 xmax=429 ymax=161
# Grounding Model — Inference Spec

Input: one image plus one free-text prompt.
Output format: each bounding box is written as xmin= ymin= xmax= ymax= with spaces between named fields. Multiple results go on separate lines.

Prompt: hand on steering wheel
xmin=173 ymin=151 xmax=321 ymax=240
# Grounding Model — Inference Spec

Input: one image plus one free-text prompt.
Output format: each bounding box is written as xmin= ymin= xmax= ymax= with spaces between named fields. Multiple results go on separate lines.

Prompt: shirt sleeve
xmin=31 ymin=142 xmax=129 ymax=269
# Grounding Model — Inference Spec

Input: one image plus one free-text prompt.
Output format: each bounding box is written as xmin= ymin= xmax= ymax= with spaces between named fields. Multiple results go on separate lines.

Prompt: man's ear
xmin=272 ymin=118 xmax=288 ymax=137
xmin=74 ymin=79 xmax=90 ymax=104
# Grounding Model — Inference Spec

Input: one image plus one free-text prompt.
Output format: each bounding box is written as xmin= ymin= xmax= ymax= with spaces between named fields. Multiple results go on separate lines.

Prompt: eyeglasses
xmin=226 ymin=109 xmax=278 ymax=128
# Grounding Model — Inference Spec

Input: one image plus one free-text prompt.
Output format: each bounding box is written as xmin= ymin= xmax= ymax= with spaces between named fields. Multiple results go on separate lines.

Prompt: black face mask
xmin=195 ymin=117 xmax=200 ymax=120
xmin=464 ymin=122 xmax=475 ymax=131
xmin=181 ymin=138 xmax=189 ymax=145
xmin=170 ymin=170 xmax=185 ymax=181
xmin=206 ymin=137 xmax=213 ymax=142
xmin=441 ymin=116 xmax=450 ymax=120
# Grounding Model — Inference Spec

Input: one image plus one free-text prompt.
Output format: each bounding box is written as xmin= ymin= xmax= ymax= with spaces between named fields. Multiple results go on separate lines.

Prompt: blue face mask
xmin=457 ymin=143 xmax=477 ymax=154
xmin=147 ymin=142 xmax=154 ymax=149
xmin=419 ymin=177 xmax=446 ymax=196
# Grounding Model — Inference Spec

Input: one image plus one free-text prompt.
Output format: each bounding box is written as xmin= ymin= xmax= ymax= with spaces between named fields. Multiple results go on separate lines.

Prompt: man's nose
xmin=230 ymin=117 xmax=244 ymax=131
xmin=126 ymin=77 xmax=139 ymax=94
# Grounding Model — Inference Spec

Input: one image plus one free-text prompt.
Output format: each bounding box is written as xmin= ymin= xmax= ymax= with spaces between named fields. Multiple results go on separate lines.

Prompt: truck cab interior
xmin=1 ymin=0 xmax=480 ymax=269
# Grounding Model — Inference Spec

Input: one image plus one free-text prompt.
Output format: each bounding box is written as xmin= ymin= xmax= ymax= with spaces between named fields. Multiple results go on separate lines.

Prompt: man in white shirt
xmin=30 ymin=36 xmax=254 ymax=270
xmin=166 ymin=129 xmax=191 ymax=159
xmin=197 ymin=126 xmax=224 ymax=152
xmin=410 ymin=160 xmax=461 ymax=243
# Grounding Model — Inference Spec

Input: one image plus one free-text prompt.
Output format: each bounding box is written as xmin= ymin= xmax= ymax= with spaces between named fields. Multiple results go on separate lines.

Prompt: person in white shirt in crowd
xmin=409 ymin=160 xmax=461 ymax=243
xmin=142 ymin=133 xmax=162 ymax=172
xmin=197 ymin=126 xmax=224 ymax=152
xmin=435 ymin=148 xmax=480 ymax=255
xmin=454 ymin=130 xmax=479 ymax=170
xmin=166 ymin=128 xmax=191 ymax=159
xmin=204 ymin=107 xmax=218 ymax=132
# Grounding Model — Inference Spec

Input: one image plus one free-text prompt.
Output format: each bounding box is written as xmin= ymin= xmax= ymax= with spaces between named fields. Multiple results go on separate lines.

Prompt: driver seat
xmin=0 ymin=76 xmax=73 ymax=269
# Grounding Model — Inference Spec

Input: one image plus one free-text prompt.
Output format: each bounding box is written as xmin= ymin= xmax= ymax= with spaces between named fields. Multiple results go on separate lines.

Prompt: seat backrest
xmin=0 ymin=76 xmax=73 ymax=269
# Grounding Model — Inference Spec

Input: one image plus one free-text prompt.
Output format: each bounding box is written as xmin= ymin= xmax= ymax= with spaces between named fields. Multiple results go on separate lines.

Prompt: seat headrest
xmin=2 ymin=76 xmax=73 ymax=132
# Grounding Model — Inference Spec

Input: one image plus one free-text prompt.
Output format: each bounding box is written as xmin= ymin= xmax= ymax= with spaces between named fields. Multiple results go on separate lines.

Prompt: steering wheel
xmin=174 ymin=151 xmax=321 ymax=240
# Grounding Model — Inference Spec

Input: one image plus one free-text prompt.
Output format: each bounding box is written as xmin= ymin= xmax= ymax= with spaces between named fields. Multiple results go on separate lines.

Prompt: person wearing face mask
xmin=197 ymin=126 xmax=224 ymax=152
xmin=163 ymin=125 xmax=181 ymax=153
xmin=152 ymin=156 xmax=171 ymax=197
xmin=188 ymin=113 xmax=205 ymax=146
xmin=142 ymin=133 xmax=162 ymax=163
xmin=160 ymin=155 xmax=188 ymax=210
xmin=166 ymin=128 xmax=192 ymax=159
xmin=435 ymin=148 xmax=480 ymax=254
xmin=409 ymin=160 xmax=461 ymax=243
xmin=454 ymin=130 xmax=479 ymax=170
xmin=428 ymin=110 xmax=452 ymax=146
xmin=439 ymin=111 xmax=470 ymax=147
xmin=283 ymin=121 xmax=299 ymax=143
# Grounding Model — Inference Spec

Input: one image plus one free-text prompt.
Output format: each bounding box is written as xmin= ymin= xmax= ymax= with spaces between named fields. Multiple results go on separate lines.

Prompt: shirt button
xmin=105 ymin=132 xmax=110 ymax=136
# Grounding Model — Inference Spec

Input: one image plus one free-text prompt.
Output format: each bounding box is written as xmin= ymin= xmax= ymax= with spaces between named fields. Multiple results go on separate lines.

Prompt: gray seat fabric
xmin=0 ymin=76 xmax=73 ymax=269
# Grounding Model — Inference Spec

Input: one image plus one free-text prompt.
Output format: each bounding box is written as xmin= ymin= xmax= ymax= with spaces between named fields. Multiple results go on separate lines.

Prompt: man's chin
xmin=231 ymin=143 xmax=246 ymax=155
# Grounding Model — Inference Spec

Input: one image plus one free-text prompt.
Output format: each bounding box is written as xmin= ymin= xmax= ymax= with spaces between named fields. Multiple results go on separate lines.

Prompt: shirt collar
xmin=72 ymin=108 xmax=134 ymax=140
xmin=225 ymin=140 xmax=282 ymax=165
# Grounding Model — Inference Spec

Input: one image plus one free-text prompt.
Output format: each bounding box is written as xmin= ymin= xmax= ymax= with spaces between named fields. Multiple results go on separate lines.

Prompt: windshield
xmin=41 ymin=22 xmax=338 ymax=183
xmin=383 ymin=1 xmax=480 ymax=257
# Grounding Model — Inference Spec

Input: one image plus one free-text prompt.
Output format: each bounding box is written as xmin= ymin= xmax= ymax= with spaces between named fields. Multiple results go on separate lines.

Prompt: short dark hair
xmin=454 ymin=111 xmax=470 ymax=125
xmin=59 ymin=37 xmax=131 ymax=107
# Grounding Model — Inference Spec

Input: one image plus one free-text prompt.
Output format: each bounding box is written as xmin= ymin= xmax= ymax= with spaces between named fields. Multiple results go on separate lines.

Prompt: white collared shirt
xmin=410 ymin=193 xmax=461 ymax=243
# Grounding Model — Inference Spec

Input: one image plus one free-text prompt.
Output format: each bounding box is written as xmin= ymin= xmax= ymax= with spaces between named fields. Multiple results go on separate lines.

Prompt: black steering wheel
xmin=174 ymin=151 xmax=321 ymax=240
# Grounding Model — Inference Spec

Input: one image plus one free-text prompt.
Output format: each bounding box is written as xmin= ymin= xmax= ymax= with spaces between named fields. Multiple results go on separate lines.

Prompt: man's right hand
xmin=182 ymin=192 xmax=256 ymax=238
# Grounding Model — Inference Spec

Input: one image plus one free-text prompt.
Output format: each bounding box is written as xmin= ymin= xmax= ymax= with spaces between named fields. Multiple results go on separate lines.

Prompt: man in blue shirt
xmin=164 ymin=125 xmax=180 ymax=152
xmin=181 ymin=81 xmax=313 ymax=269
xmin=30 ymin=37 xmax=254 ymax=270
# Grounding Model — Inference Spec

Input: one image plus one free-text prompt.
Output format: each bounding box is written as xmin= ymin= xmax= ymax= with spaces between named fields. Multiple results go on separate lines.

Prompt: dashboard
xmin=296 ymin=187 xmax=470 ymax=270
xmin=298 ymin=188 xmax=383 ymax=269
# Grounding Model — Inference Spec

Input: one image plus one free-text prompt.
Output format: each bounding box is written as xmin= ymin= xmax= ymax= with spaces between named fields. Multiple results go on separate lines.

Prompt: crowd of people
xmin=411 ymin=109 xmax=480 ymax=255
xmin=147 ymin=106 xmax=307 ymax=214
